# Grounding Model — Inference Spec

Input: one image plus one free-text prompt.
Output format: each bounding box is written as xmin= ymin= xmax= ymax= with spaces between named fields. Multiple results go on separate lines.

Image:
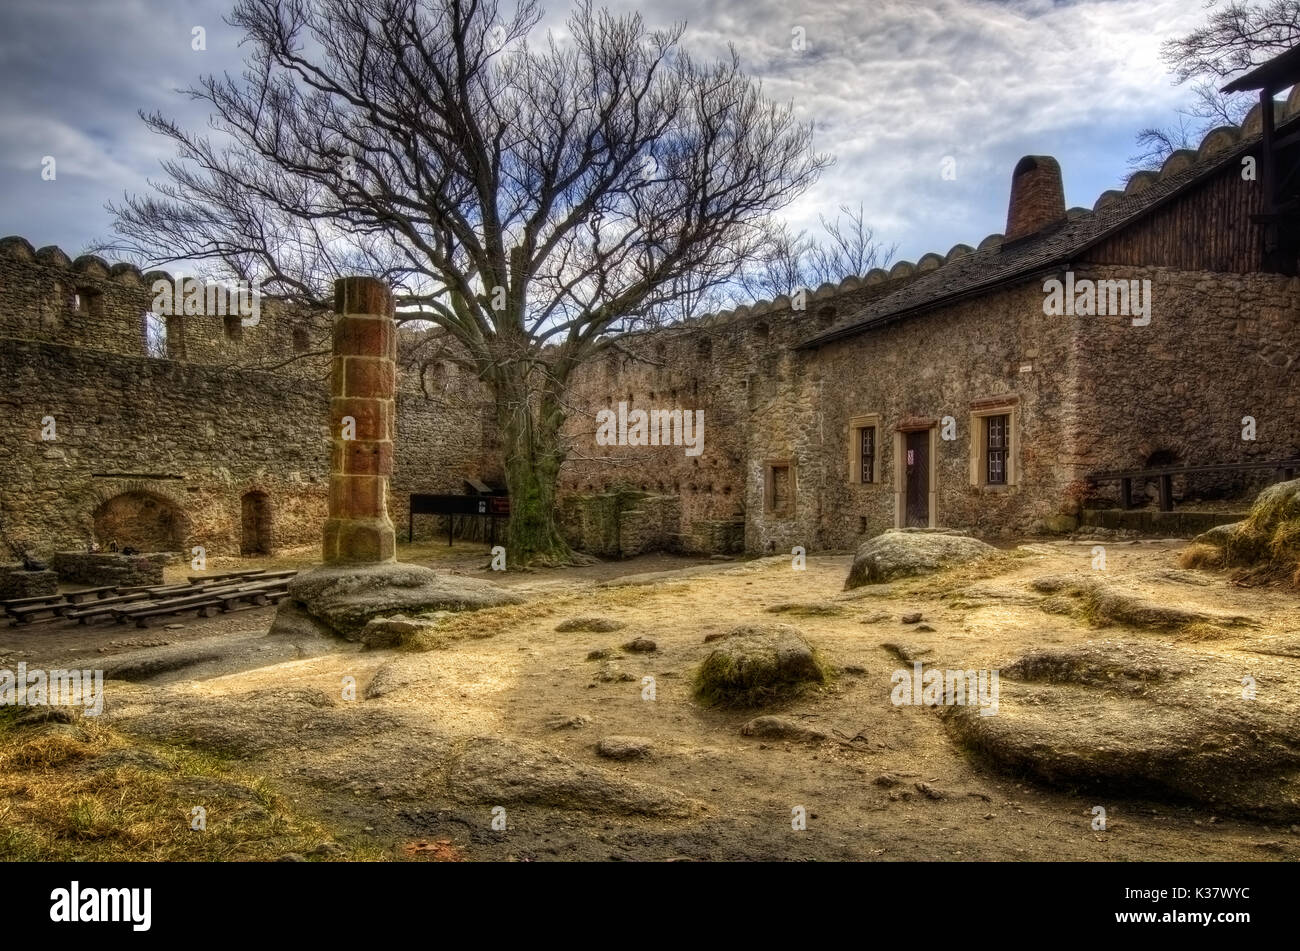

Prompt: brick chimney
xmin=1005 ymin=155 xmax=1066 ymax=242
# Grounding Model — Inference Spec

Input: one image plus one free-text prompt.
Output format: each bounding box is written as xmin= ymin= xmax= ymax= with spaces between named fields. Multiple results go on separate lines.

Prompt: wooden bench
xmin=116 ymin=582 xmax=198 ymax=596
xmin=65 ymin=591 xmax=155 ymax=624
xmin=2 ymin=592 xmax=66 ymax=611
xmin=125 ymin=600 xmax=225 ymax=628
xmin=8 ymin=602 xmax=71 ymax=625
xmin=118 ymin=578 xmax=292 ymax=625
xmin=63 ymin=585 xmax=120 ymax=603
xmin=213 ymin=583 xmax=292 ymax=610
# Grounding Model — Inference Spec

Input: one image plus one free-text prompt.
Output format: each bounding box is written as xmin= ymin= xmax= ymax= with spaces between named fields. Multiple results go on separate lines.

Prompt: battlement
xmin=0 ymin=236 xmax=332 ymax=373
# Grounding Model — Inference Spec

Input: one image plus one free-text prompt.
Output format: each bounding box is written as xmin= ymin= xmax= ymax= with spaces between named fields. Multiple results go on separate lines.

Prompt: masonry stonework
xmin=4 ymin=104 xmax=1298 ymax=561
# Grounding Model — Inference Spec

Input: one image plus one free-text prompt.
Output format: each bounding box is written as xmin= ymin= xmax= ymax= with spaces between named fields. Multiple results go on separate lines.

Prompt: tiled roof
xmin=795 ymin=111 xmax=1292 ymax=351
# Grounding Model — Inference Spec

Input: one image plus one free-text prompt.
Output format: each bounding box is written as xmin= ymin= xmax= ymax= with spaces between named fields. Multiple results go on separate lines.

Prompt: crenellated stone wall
xmin=0 ymin=244 xmax=498 ymax=558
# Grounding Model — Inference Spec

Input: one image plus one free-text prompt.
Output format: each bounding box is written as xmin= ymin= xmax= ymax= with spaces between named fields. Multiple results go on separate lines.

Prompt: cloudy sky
xmin=0 ymin=0 xmax=1233 ymax=268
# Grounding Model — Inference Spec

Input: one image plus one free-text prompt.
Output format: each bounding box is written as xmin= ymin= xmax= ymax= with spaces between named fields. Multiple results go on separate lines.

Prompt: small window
xmin=292 ymin=327 xmax=310 ymax=352
xmin=77 ymin=287 xmax=104 ymax=318
xmin=765 ymin=462 xmax=794 ymax=516
xmin=985 ymin=414 xmax=1009 ymax=485
xmin=859 ymin=426 xmax=876 ymax=484
xmin=848 ymin=414 xmax=881 ymax=485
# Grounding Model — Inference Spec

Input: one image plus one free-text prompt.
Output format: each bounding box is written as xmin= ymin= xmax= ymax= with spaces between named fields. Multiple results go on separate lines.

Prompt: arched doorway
xmin=92 ymin=491 xmax=185 ymax=552
xmin=241 ymin=491 xmax=273 ymax=556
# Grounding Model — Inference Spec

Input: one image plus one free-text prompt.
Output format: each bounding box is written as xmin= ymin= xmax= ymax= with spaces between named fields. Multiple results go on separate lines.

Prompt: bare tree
xmin=101 ymin=0 xmax=829 ymax=565
xmin=1162 ymin=0 xmax=1300 ymax=82
xmin=736 ymin=203 xmax=895 ymax=303
xmin=1128 ymin=83 xmax=1253 ymax=170
xmin=1134 ymin=1 xmax=1300 ymax=169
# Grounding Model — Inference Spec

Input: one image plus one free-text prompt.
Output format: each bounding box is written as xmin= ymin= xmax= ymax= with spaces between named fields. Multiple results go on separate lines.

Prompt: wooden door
xmin=904 ymin=431 xmax=929 ymax=528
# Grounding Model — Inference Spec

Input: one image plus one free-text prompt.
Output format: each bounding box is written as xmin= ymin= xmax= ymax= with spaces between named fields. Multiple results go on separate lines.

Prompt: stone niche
xmin=92 ymin=490 xmax=186 ymax=552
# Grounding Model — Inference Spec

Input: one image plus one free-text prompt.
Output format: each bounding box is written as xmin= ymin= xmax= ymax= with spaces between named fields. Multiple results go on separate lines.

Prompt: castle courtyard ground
xmin=2 ymin=538 xmax=1298 ymax=862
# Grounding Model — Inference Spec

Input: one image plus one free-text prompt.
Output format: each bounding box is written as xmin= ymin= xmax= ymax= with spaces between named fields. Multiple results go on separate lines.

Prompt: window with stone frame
xmin=76 ymin=286 xmax=104 ymax=318
xmin=969 ymin=402 xmax=1017 ymax=487
xmin=848 ymin=414 xmax=882 ymax=485
xmin=224 ymin=313 xmax=244 ymax=341
xmin=143 ymin=311 xmax=167 ymax=358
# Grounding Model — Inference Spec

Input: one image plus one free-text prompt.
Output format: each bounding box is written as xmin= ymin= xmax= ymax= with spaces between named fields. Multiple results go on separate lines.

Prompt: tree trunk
xmin=494 ymin=372 xmax=573 ymax=567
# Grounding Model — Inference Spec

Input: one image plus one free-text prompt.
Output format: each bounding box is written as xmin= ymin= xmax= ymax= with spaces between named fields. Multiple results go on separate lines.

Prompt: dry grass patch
xmin=1178 ymin=543 xmax=1224 ymax=570
xmin=0 ymin=707 xmax=363 ymax=862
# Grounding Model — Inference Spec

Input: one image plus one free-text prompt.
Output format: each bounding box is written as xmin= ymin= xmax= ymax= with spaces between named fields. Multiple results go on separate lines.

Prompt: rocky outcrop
xmin=845 ymin=530 xmax=1000 ymax=588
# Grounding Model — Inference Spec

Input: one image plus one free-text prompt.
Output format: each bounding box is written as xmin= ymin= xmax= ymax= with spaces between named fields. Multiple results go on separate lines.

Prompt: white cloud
xmin=0 ymin=0 xmax=1228 ymax=264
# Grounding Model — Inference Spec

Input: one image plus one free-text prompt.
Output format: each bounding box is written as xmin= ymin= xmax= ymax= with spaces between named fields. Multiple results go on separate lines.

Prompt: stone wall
xmin=0 ymin=242 xmax=499 ymax=558
xmin=50 ymin=551 xmax=168 ymax=587
xmin=557 ymin=279 xmax=907 ymax=551
xmin=0 ymin=337 xmax=331 ymax=556
xmin=0 ymin=565 xmax=58 ymax=600
xmin=6 ymin=233 xmax=1296 ymax=561
xmin=0 ymin=237 xmax=333 ymax=375
xmin=793 ymin=280 xmax=1080 ymax=548
xmin=1070 ymin=264 xmax=1300 ymax=504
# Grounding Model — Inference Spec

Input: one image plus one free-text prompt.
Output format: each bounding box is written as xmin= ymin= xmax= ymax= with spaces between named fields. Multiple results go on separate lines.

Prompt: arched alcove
xmin=92 ymin=491 xmax=185 ymax=552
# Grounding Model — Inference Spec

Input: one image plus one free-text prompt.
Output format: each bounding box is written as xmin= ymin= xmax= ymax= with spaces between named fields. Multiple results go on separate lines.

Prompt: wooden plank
xmin=186 ymin=568 xmax=267 ymax=585
xmin=1 ymin=593 xmax=66 ymax=609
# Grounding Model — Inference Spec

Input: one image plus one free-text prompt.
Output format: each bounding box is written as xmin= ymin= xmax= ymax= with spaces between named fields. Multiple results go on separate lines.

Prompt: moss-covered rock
xmin=1186 ymin=480 xmax=1300 ymax=583
xmin=693 ymin=624 xmax=829 ymax=708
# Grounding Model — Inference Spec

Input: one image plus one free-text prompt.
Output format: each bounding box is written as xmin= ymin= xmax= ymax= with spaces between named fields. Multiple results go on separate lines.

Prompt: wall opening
xmin=92 ymin=491 xmax=185 ymax=552
xmin=77 ymin=287 xmax=105 ymax=318
xmin=143 ymin=311 xmax=167 ymax=358
xmin=241 ymin=491 xmax=273 ymax=556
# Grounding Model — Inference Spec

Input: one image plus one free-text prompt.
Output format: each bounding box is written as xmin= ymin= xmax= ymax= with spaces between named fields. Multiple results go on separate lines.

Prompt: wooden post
xmin=1158 ymin=474 xmax=1174 ymax=512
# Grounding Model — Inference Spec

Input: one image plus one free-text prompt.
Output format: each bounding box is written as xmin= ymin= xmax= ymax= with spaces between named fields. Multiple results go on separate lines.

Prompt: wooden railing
xmin=1087 ymin=459 xmax=1300 ymax=511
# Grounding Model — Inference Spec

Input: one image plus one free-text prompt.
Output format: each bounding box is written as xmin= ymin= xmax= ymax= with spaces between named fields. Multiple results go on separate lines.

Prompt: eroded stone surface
xmin=946 ymin=640 xmax=1300 ymax=821
xmin=283 ymin=562 xmax=520 ymax=640
xmin=846 ymin=531 xmax=1000 ymax=588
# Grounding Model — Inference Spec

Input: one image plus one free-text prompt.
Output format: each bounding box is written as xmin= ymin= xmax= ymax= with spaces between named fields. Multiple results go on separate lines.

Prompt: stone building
xmin=3 ymin=86 xmax=1298 ymax=561
xmin=557 ymin=90 xmax=1300 ymax=554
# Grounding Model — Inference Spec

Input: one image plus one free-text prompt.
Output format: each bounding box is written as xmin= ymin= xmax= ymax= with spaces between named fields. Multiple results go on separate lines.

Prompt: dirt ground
xmin=5 ymin=537 xmax=1300 ymax=861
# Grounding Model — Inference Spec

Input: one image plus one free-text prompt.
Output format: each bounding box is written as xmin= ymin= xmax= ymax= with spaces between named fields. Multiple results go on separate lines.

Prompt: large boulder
xmin=282 ymin=563 xmax=522 ymax=640
xmin=693 ymin=623 xmax=828 ymax=708
xmin=845 ymin=530 xmax=999 ymax=588
xmin=946 ymin=640 xmax=1300 ymax=821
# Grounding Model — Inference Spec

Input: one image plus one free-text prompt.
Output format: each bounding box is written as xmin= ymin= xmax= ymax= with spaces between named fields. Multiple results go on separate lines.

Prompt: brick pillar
xmin=323 ymin=276 xmax=397 ymax=564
